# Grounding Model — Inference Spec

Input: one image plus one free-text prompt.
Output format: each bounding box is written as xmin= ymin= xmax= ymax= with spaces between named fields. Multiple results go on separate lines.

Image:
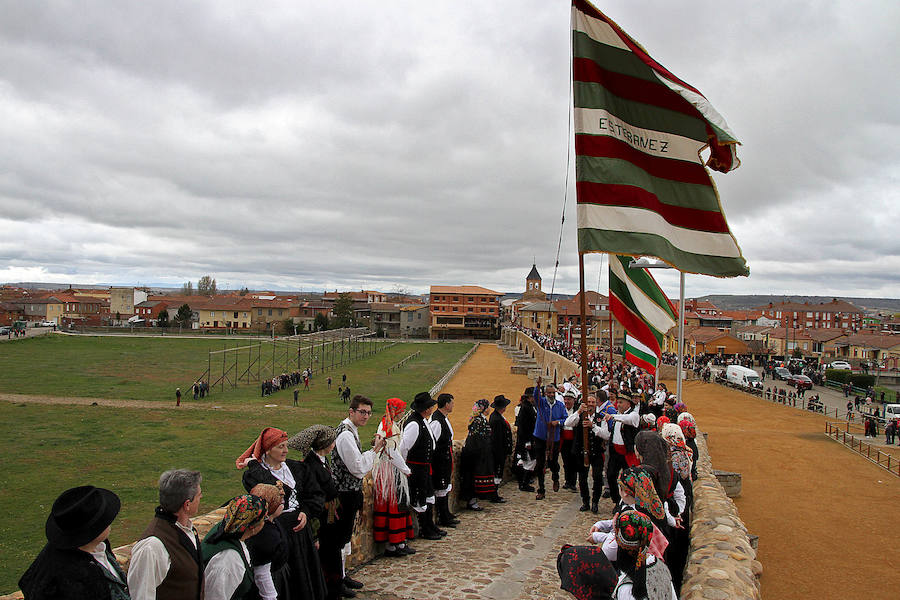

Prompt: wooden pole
xmin=578 ymin=252 xmax=590 ymax=392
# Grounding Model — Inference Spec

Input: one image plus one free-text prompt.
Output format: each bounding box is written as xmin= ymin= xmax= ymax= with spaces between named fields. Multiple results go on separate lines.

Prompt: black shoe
xmin=341 ymin=584 xmax=357 ymax=598
xmin=591 ymin=501 xmax=599 ymax=514
xmin=383 ymin=547 xmax=403 ymax=557
xmin=343 ymin=577 xmax=364 ymax=590
xmin=399 ymin=545 xmax=416 ymax=555
xmin=579 ymin=502 xmax=590 ymax=511
xmin=519 ymin=484 xmax=536 ymax=492
xmin=490 ymin=496 xmax=507 ymax=504
xmin=438 ymin=519 xmax=458 ymax=528
xmin=419 ymin=529 xmax=443 ymax=540
xmin=553 ymin=480 xmax=560 ymax=492
xmin=433 ymin=526 xmax=448 ymax=536
xmin=535 ymin=492 xmax=545 ymax=500
xmin=467 ymin=500 xmax=483 ymax=511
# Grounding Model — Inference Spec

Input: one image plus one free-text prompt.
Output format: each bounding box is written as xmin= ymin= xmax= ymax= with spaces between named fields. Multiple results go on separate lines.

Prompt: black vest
xmin=431 ymin=410 xmax=452 ymax=460
xmin=621 ymin=407 xmax=639 ymax=453
xmin=406 ymin=412 xmax=434 ymax=464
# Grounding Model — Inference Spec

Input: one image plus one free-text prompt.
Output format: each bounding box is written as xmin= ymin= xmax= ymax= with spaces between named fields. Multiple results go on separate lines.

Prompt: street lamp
xmin=628 ymin=257 xmax=686 ymax=402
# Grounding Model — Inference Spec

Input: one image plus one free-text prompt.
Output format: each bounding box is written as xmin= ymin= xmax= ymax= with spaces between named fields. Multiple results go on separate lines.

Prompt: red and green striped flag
xmin=573 ymin=0 xmax=749 ymax=278
xmin=609 ymin=254 xmax=678 ymax=374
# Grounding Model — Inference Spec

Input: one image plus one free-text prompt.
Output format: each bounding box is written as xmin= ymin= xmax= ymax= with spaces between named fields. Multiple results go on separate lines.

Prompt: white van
xmin=725 ymin=365 xmax=761 ymax=388
xmin=884 ymin=404 xmax=900 ymax=422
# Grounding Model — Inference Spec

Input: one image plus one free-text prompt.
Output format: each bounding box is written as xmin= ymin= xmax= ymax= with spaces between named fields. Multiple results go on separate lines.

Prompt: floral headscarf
xmin=660 ymin=423 xmax=693 ymax=480
xmin=655 ymin=415 xmax=670 ymax=431
xmin=205 ymin=494 xmax=267 ymax=543
xmin=678 ymin=412 xmax=697 ymax=439
xmin=469 ymin=398 xmax=489 ymax=423
xmin=640 ymin=413 xmax=657 ymax=430
xmin=673 ymin=402 xmax=687 ymax=413
xmin=617 ymin=467 xmax=664 ymax=520
xmin=288 ymin=424 xmax=337 ymax=456
xmin=615 ymin=510 xmax=654 ymax=569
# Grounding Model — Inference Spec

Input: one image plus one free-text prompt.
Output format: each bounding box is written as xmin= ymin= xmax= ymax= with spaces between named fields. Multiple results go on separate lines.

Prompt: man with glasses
xmin=327 ymin=395 xmax=385 ymax=598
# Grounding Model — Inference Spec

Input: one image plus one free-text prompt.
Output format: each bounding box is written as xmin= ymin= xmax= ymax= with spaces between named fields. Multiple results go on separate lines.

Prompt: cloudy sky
xmin=1 ymin=1 xmax=897 ymax=299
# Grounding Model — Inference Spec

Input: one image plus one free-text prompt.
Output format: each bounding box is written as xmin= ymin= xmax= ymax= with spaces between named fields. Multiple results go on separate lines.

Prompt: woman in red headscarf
xmin=373 ymin=398 xmax=415 ymax=556
xmin=238 ymin=427 xmax=327 ymax=600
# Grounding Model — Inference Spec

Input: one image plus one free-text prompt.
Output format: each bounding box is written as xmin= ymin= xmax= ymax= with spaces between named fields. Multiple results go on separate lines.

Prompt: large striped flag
xmin=609 ymin=254 xmax=678 ymax=374
xmin=573 ymin=0 xmax=749 ymax=278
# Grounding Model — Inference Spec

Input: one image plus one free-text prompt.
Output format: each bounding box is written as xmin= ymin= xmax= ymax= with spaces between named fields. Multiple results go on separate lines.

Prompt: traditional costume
xmin=459 ymin=398 xmax=501 ymax=509
xmin=238 ymin=427 xmax=326 ymax=600
xmin=372 ymin=398 xmax=414 ymax=552
xmin=19 ymin=486 xmax=130 ymax=600
xmin=488 ymin=395 xmax=513 ymax=486
xmin=513 ymin=389 xmax=537 ymax=491
xmin=201 ymin=495 xmax=268 ymax=600
xmin=430 ymin=393 xmax=460 ymax=528
xmin=611 ymin=510 xmax=677 ymax=600
xmin=398 ymin=392 xmax=443 ymax=540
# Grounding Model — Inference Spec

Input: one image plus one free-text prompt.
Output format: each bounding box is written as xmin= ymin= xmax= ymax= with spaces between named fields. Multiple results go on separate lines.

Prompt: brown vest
xmin=139 ymin=511 xmax=205 ymax=600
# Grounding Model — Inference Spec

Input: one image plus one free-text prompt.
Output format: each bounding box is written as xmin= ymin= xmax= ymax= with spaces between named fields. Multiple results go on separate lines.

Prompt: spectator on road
xmin=175 ymin=388 xmax=181 ymax=407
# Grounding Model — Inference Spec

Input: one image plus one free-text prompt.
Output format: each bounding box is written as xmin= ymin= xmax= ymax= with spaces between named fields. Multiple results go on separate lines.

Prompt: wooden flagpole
xmin=578 ymin=252 xmax=589 ymax=394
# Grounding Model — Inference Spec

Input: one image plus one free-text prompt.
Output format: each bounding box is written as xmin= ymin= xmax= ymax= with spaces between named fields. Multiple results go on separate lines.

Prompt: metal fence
xmin=824 ymin=421 xmax=900 ymax=477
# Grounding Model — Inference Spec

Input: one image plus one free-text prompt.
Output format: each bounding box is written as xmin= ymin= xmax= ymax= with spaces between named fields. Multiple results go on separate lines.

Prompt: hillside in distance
xmin=698 ymin=295 xmax=900 ymax=313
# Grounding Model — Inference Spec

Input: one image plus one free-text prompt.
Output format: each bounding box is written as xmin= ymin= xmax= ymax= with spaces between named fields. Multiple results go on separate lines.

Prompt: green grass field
xmin=0 ymin=337 xmax=471 ymax=593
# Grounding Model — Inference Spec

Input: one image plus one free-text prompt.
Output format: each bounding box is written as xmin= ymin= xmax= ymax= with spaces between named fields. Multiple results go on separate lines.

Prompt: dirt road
xmin=682 ymin=379 xmax=900 ymax=599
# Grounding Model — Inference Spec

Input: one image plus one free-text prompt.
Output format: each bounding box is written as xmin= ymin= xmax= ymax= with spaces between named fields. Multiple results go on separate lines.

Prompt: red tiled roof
xmin=430 ymin=285 xmax=501 ymax=296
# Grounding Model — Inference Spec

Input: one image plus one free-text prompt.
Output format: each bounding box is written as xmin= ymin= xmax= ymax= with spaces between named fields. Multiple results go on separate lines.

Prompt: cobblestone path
xmin=352 ymin=343 xmax=613 ymax=600
xmin=352 ymin=483 xmax=614 ymax=600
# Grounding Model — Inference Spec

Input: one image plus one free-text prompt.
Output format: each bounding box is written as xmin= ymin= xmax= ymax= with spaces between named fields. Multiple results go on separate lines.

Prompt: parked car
xmin=790 ymin=374 xmax=813 ymax=391
xmin=0 ymin=326 xmax=10 ymax=335
xmin=773 ymin=367 xmax=792 ymax=380
xmin=829 ymin=361 xmax=852 ymax=370
xmin=39 ymin=321 xmax=55 ymax=327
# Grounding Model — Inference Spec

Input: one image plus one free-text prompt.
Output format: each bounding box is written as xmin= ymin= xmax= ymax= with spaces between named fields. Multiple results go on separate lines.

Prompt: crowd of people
xmin=21 ymin=348 xmax=701 ymax=600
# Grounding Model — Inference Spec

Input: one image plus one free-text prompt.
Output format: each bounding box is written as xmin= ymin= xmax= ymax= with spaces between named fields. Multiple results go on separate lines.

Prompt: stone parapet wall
xmin=501 ymin=329 xmax=580 ymax=382
xmin=681 ymin=432 xmax=761 ymax=600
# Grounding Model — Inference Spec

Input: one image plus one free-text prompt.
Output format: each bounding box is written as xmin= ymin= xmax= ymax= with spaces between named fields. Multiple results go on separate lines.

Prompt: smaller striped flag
xmin=624 ymin=333 xmax=659 ymax=373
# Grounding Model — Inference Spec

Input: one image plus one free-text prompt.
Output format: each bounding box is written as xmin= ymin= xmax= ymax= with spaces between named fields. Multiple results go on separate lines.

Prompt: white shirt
xmin=334 ymin=417 xmax=376 ymax=478
xmin=205 ymin=542 xmax=251 ymax=600
xmin=127 ymin=519 xmax=198 ymax=600
xmin=598 ymin=407 xmax=640 ymax=445
xmin=399 ymin=417 xmax=437 ymax=461
xmin=563 ymin=409 xmax=604 ymax=437
xmin=428 ymin=412 xmax=454 ymax=442
xmin=652 ymin=390 xmax=667 ymax=405
xmin=664 ymin=481 xmax=687 ymax=527
xmin=261 ymin=458 xmax=299 ymax=512
xmin=87 ymin=541 xmax=122 ymax=582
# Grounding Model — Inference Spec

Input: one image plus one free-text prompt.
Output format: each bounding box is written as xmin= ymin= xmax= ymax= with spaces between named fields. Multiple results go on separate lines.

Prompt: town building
xmin=399 ymin=305 xmax=430 ymax=338
xmin=754 ymin=299 xmax=864 ymax=331
xmin=429 ymin=285 xmax=501 ymax=339
xmin=109 ymin=287 xmax=148 ymax=321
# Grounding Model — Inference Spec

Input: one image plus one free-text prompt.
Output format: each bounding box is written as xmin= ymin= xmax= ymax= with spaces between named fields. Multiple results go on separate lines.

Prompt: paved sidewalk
xmin=350 ymin=483 xmax=613 ymax=600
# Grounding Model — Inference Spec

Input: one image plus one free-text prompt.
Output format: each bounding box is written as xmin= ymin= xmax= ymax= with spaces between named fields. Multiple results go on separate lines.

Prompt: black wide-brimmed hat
xmin=491 ymin=394 xmax=511 ymax=409
xmin=523 ymin=387 xmax=534 ymax=397
xmin=45 ymin=485 xmax=121 ymax=549
xmin=411 ymin=391 xmax=437 ymax=412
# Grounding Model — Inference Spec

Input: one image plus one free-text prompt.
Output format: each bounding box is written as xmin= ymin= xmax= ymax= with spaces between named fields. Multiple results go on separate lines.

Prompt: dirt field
xmin=681 ymin=379 xmax=900 ymax=599
xmin=437 ymin=343 xmax=532 ymax=435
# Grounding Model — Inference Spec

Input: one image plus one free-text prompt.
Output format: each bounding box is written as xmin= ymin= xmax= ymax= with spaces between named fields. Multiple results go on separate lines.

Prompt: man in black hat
xmin=19 ymin=485 xmax=129 ymax=600
xmin=128 ymin=469 xmax=205 ymax=600
xmin=429 ymin=392 xmax=460 ymax=528
xmin=513 ymin=387 xmax=537 ymax=492
xmin=489 ymin=395 xmax=513 ymax=492
xmin=399 ymin=391 xmax=445 ymax=540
